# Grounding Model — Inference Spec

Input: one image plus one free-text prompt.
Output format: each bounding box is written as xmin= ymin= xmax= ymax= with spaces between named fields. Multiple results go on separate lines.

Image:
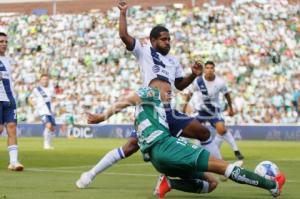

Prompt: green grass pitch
xmin=0 ymin=138 xmax=299 ymax=199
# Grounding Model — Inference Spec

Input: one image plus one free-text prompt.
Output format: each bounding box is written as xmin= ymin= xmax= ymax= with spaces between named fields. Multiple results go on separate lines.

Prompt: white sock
xmin=8 ymin=145 xmax=18 ymax=165
xmin=214 ymin=133 xmax=224 ymax=148
xmin=201 ymin=181 xmax=210 ymax=193
xmin=223 ymin=131 xmax=239 ymax=151
xmin=224 ymin=164 xmax=235 ymax=178
xmin=90 ymin=147 xmax=125 ymax=177
xmin=201 ymin=135 xmax=222 ymax=159
xmin=43 ymin=128 xmax=53 ymax=147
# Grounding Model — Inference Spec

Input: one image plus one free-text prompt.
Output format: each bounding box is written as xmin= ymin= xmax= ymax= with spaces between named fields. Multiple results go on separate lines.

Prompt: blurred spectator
xmin=0 ymin=0 xmax=299 ymax=124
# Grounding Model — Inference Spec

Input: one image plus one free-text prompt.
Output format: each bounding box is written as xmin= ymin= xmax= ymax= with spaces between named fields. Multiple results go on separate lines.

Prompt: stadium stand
xmin=0 ymin=0 xmax=299 ymax=124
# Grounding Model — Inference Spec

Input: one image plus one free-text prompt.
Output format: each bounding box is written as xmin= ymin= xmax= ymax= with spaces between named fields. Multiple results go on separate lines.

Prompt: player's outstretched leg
xmin=76 ymin=136 xmax=139 ymax=188
xmin=208 ymin=156 xmax=285 ymax=197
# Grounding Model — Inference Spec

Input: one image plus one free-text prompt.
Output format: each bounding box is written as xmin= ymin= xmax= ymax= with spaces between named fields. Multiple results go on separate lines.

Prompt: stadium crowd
xmin=0 ymin=0 xmax=299 ymax=124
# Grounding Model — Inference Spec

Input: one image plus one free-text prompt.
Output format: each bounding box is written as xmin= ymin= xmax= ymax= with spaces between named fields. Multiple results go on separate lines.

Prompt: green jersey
xmin=135 ymin=87 xmax=170 ymax=152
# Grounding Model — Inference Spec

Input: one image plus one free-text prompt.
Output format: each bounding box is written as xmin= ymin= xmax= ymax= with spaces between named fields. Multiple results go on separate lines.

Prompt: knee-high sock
xmin=222 ymin=131 xmax=239 ymax=151
xmin=43 ymin=128 xmax=51 ymax=146
xmin=8 ymin=145 xmax=18 ymax=164
xmin=214 ymin=133 xmax=224 ymax=148
xmin=169 ymin=179 xmax=209 ymax=193
xmin=225 ymin=165 xmax=276 ymax=190
xmin=90 ymin=147 xmax=125 ymax=177
xmin=201 ymin=135 xmax=222 ymax=159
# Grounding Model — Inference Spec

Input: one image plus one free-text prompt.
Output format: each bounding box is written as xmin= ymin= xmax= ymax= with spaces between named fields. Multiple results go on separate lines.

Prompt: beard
xmin=158 ymin=47 xmax=170 ymax=56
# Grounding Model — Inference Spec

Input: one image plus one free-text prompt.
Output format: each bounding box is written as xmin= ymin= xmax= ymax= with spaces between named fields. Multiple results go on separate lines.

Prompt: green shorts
xmin=149 ymin=136 xmax=210 ymax=179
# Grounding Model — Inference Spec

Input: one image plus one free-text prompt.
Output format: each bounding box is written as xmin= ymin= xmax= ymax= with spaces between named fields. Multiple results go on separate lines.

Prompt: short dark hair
xmin=0 ymin=32 xmax=7 ymax=37
xmin=205 ymin=61 xmax=215 ymax=67
xmin=150 ymin=25 xmax=169 ymax=39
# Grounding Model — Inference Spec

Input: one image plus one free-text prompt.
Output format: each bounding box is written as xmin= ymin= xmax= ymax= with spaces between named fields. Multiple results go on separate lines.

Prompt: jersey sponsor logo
xmin=145 ymin=130 xmax=164 ymax=143
xmin=161 ymin=69 xmax=169 ymax=76
xmin=137 ymin=119 xmax=151 ymax=132
xmin=168 ymin=58 xmax=175 ymax=65
xmin=152 ymin=65 xmax=160 ymax=73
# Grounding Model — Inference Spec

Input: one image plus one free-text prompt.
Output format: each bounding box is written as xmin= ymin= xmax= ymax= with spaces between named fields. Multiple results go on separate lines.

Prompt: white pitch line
xmin=30 ymin=162 xmax=151 ymax=170
xmin=26 ymin=168 xmax=156 ymax=177
xmin=24 ymin=168 xmax=300 ymax=183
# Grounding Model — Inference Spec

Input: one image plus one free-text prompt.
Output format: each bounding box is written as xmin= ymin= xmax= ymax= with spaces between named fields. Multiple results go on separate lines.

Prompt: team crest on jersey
xmin=152 ymin=65 xmax=160 ymax=73
xmin=147 ymin=90 xmax=155 ymax=97
xmin=168 ymin=58 xmax=175 ymax=65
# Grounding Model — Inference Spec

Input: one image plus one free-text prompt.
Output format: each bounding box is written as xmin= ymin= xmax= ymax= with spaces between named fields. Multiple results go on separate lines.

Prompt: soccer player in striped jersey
xmin=80 ymin=86 xmax=285 ymax=198
xmin=29 ymin=74 xmax=56 ymax=150
xmin=184 ymin=61 xmax=244 ymax=160
xmin=0 ymin=32 xmax=24 ymax=171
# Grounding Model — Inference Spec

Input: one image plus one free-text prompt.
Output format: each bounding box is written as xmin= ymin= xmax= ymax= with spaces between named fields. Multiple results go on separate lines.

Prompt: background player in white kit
xmin=0 ymin=32 xmax=24 ymax=171
xmin=184 ymin=61 xmax=244 ymax=160
xmin=29 ymin=74 xmax=56 ymax=150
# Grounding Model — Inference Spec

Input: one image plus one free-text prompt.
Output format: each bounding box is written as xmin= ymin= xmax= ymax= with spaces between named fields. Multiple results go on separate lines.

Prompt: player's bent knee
xmin=215 ymin=124 xmax=227 ymax=135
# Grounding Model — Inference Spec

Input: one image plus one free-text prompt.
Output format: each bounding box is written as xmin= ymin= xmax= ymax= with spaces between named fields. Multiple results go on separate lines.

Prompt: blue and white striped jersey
xmin=0 ymin=56 xmax=16 ymax=103
xmin=131 ymin=39 xmax=183 ymax=89
xmin=31 ymin=86 xmax=54 ymax=116
xmin=192 ymin=75 xmax=229 ymax=115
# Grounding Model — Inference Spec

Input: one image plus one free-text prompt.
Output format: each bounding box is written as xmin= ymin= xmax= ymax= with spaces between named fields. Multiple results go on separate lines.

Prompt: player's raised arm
xmin=118 ymin=0 xmax=135 ymax=50
xmin=87 ymin=92 xmax=141 ymax=124
xmin=175 ymin=61 xmax=203 ymax=91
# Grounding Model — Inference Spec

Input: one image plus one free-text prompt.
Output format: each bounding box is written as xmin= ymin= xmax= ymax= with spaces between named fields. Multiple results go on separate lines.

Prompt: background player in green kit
xmin=86 ymin=87 xmax=286 ymax=198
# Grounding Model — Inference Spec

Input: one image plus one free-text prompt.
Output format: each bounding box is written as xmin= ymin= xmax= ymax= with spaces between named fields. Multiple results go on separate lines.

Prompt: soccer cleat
xmin=76 ymin=172 xmax=94 ymax=189
xmin=153 ymin=174 xmax=171 ymax=198
xmin=44 ymin=146 xmax=55 ymax=150
xmin=220 ymin=160 xmax=244 ymax=182
xmin=234 ymin=150 xmax=244 ymax=160
xmin=8 ymin=162 xmax=24 ymax=171
xmin=270 ymin=172 xmax=286 ymax=197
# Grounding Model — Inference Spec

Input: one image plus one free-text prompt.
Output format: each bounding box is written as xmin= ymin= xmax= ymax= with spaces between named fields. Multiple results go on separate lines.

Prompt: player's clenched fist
xmin=191 ymin=60 xmax=203 ymax=77
xmin=118 ymin=0 xmax=128 ymax=14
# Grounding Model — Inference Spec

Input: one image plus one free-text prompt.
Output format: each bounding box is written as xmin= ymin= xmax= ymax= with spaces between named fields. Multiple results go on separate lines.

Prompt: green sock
xmin=169 ymin=179 xmax=209 ymax=193
xmin=229 ymin=166 xmax=276 ymax=190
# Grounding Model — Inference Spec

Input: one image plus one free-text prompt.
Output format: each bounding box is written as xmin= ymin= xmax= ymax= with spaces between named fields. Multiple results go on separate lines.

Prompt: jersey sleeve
xmin=220 ymin=79 xmax=230 ymax=94
xmin=130 ymin=39 xmax=143 ymax=59
xmin=136 ymin=87 xmax=157 ymax=103
xmin=191 ymin=78 xmax=199 ymax=92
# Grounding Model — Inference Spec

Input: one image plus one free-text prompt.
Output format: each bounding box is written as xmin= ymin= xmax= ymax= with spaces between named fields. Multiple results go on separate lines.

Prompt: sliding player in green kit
xmin=88 ymin=86 xmax=285 ymax=198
